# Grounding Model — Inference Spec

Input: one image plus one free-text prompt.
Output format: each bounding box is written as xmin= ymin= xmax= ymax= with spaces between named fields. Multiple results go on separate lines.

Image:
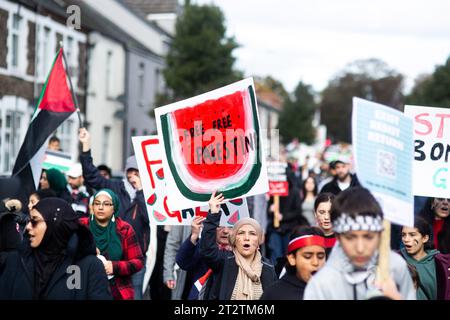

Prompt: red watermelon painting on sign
xmin=155 ymin=77 xmax=269 ymax=211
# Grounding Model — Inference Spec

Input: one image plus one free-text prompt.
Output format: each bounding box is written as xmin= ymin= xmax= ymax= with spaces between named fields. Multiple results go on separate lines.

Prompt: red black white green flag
xmin=12 ymin=48 xmax=76 ymax=202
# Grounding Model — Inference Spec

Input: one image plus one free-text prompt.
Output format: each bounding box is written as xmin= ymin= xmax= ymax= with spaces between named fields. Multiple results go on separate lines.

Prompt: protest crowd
xmin=1 ymin=118 xmax=449 ymax=301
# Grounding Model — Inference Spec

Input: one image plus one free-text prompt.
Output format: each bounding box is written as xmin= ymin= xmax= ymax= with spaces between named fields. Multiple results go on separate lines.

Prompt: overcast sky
xmin=195 ymin=0 xmax=450 ymax=94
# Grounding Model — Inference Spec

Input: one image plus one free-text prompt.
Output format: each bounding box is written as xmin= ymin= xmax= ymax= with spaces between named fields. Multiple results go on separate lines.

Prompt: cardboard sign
xmin=267 ymin=161 xmax=288 ymax=196
xmin=132 ymin=135 xmax=249 ymax=226
xmin=155 ymin=77 xmax=269 ymax=210
xmin=41 ymin=149 xmax=73 ymax=173
xmin=404 ymin=105 xmax=450 ymax=198
xmin=352 ymin=97 xmax=414 ymax=227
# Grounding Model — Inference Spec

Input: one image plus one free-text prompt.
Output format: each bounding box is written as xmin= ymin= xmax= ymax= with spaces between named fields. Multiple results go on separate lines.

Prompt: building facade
xmin=0 ymin=0 xmax=86 ymax=175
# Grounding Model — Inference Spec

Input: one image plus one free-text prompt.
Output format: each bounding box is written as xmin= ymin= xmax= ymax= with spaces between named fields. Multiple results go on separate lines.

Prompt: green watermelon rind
xmin=161 ymin=85 xmax=262 ymax=201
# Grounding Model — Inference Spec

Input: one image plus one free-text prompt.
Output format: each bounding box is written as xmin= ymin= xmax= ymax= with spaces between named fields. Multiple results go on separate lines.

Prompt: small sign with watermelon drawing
xmin=132 ymin=135 xmax=249 ymax=226
xmin=154 ymin=77 xmax=269 ymax=211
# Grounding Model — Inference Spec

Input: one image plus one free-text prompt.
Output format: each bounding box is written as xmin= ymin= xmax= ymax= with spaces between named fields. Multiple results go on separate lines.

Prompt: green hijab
xmin=45 ymin=168 xmax=67 ymax=192
xmin=89 ymin=188 xmax=122 ymax=261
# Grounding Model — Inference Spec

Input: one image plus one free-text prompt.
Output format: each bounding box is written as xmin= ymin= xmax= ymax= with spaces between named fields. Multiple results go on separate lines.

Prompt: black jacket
xmin=320 ymin=174 xmax=360 ymax=195
xmin=79 ymin=150 xmax=150 ymax=255
xmin=0 ymin=226 xmax=112 ymax=300
xmin=260 ymin=271 xmax=307 ymax=300
xmin=199 ymin=212 xmax=277 ymax=300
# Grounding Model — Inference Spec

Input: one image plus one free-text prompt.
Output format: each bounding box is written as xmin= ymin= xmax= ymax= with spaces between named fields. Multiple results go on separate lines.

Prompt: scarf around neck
xmin=232 ymin=248 xmax=263 ymax=300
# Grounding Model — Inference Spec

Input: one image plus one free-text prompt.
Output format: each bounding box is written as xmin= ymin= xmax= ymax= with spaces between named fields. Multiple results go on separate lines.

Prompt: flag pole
xmin=60 ymin=42 xmax=83 ymax=128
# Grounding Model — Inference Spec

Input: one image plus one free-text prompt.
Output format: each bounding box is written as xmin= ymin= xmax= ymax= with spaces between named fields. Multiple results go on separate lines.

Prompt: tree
xmin=406 ymin=57 xmax=450 ymax=108
xmin=320 ymin=58 xmax=404 ymax=143
xmin=278 ymin=81 xmax=316 ymax=145
xmin=162 ymin=2 xmax=242 ymax=101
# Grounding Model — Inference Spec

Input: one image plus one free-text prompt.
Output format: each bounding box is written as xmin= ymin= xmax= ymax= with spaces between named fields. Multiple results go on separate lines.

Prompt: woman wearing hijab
xmin=199 ymin=192 xmax=277 ymax=300
xmin=39 ymin=168 xmax=72 ymax=204
xmin=79 ymin=188 xmax=144 ymax=300
xmin=0 ymin=198 xmax=111 ymax=299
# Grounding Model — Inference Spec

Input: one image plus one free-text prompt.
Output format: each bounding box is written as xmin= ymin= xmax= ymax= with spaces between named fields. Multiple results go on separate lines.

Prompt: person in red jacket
xmin=79 ymin=188 xmax=144 ymax=300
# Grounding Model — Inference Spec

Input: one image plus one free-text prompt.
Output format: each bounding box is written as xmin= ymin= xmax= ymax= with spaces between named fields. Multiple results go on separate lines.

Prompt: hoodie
xmin=400 ymin=248 xmax=438 ymax=300
xmin=304 ymin=242 xmax=416 ymax=300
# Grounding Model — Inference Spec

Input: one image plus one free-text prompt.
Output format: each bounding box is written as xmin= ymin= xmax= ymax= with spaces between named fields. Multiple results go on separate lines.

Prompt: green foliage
xmin=278 ymin=81 xmax=316 ymax=145
xmin=319 ymin=58 xmax=404 ymax=143
xmin=163 ymin=3 xmax=241 ymax=101
xmin=406 ymin=57 xmax=450 ymax=108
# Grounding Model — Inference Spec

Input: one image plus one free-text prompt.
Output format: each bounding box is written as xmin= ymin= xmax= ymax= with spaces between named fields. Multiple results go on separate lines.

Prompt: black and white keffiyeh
xmin=333 ymin=214 xmax=383 ymax=234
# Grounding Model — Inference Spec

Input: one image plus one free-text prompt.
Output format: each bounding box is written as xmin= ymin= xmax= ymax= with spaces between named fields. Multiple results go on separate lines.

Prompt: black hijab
xmin=32 ymin=198 xmax=79 ymax=299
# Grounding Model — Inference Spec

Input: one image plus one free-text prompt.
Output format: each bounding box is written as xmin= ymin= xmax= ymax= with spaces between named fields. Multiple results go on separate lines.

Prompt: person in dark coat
xmin=199 ymin=192 xmax=277 ymax=300
xmin=266 ymin=164 xmax=307 ymax=264
xmin=176 ymin=216 xmax=232 ymax=300
xmin=78 ymin=128 xmax=149 ymax=299
xmin=261 ymin=226 xmax=327 ymax=300
xmin=320 ymin=159 xmax=360 ymax=195
xmin=0 ymin=198 xmax=111 ymax=300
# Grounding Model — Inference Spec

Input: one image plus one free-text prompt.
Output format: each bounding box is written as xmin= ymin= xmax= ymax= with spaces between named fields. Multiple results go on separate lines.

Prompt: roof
xmin=119 ymin=0 xmax=180 ymax=16
xmin=255 ymin=82 xmax=283 ymax=112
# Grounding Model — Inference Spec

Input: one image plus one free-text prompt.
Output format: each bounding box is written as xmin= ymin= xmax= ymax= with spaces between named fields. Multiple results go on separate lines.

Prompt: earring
xmin=90 ymin=214 xmax=94 ymax=221
xmin=112 ymin=215 xmax=115 ymax=222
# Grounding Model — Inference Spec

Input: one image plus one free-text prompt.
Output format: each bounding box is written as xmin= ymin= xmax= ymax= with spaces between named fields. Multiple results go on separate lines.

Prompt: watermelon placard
xmin=132 ymin=135 xmax=250 ymax=226
xmin=155 ymin=77 xmax=269 ymax=211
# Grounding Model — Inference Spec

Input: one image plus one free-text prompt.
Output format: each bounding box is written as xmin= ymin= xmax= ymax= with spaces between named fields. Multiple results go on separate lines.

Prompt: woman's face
xmin=287 ymin=245 xmax=326 ymax=282
xmin=39 ymin=171 xmax=49 ymax=189
xmin=304 ymin=178 xmax=316 ymax=193
xmin=28 ymin=194 xmax=39 ymax=212
xmin=92 ymin=194 xmax=114 ymax=224
xmin=26 ymin=209 xmax=47 ymax=248
xmin=433 ymin=198 xmax=449 ymax=219
xmin=315 ymin=201 xmax=332 ymax=233
xmin=401 ymin=226 xmax=428 ymax=258
xmin=338 ymin=230 xmax=381 ymax=268
xmin=234 ymin=224 xmax=259 ymax=258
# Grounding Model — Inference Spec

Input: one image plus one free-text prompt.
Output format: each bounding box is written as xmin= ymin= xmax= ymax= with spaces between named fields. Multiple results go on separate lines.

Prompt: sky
xmin=195 ymin=0 xmax=450 ymax=94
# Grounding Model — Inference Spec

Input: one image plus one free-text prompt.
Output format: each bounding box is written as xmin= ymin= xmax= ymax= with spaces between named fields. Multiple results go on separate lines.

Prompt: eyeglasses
xmin=93 ymin=201 xmax=114 ymax=207
xmin=29 ymin=218 xmax=45 ymax=228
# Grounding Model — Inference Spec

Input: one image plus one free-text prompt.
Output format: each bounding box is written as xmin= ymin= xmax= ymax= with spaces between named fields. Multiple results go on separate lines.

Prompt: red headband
xmin=287 ymin=235 xmax=326 ymax=253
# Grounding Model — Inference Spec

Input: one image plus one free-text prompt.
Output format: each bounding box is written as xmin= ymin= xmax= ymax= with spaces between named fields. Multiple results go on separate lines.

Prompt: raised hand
xmin=190 ymin=215 xmax=205 ymax=245
xmin=78 ymin=128 xmax=91 ymax=152
xmin=209 ymin=191 xmax=225 ymax=214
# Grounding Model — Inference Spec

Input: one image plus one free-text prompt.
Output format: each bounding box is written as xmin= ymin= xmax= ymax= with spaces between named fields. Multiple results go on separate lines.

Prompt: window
xmin=11 ymin=14 xmax=22 ymax=68
xmin=138 ymin=62 xmax=145 ymax=106
xmin=43 ymin=27 xmax=51 ymax=78
xmin=55 ymin=118 xmax=74 ymax=153
xmin=101 ymin=126 xmax=110 ymax=164
xmin=154 ymin=68 xmax=160 ymax=95
xmin=0 ymin=109 xmax=23 ymax=172
xmin=66 ymin=36 xmax=75 ymax=78
xmin=106 ymin=51 xmax=113 ymax=97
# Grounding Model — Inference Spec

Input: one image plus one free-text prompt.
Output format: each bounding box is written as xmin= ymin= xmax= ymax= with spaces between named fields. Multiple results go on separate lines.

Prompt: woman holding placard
xmin=199 ymin=192 xmax=277 ymax=300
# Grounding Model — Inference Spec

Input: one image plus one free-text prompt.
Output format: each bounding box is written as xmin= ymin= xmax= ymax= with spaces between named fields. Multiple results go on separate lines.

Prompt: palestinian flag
xmin=12 ymin=48 xmax=76 ymax=204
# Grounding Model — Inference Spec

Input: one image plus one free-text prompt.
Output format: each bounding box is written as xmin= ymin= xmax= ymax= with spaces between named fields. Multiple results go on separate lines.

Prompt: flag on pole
xmin=12 ymin=48 xmax=76 ymax=204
